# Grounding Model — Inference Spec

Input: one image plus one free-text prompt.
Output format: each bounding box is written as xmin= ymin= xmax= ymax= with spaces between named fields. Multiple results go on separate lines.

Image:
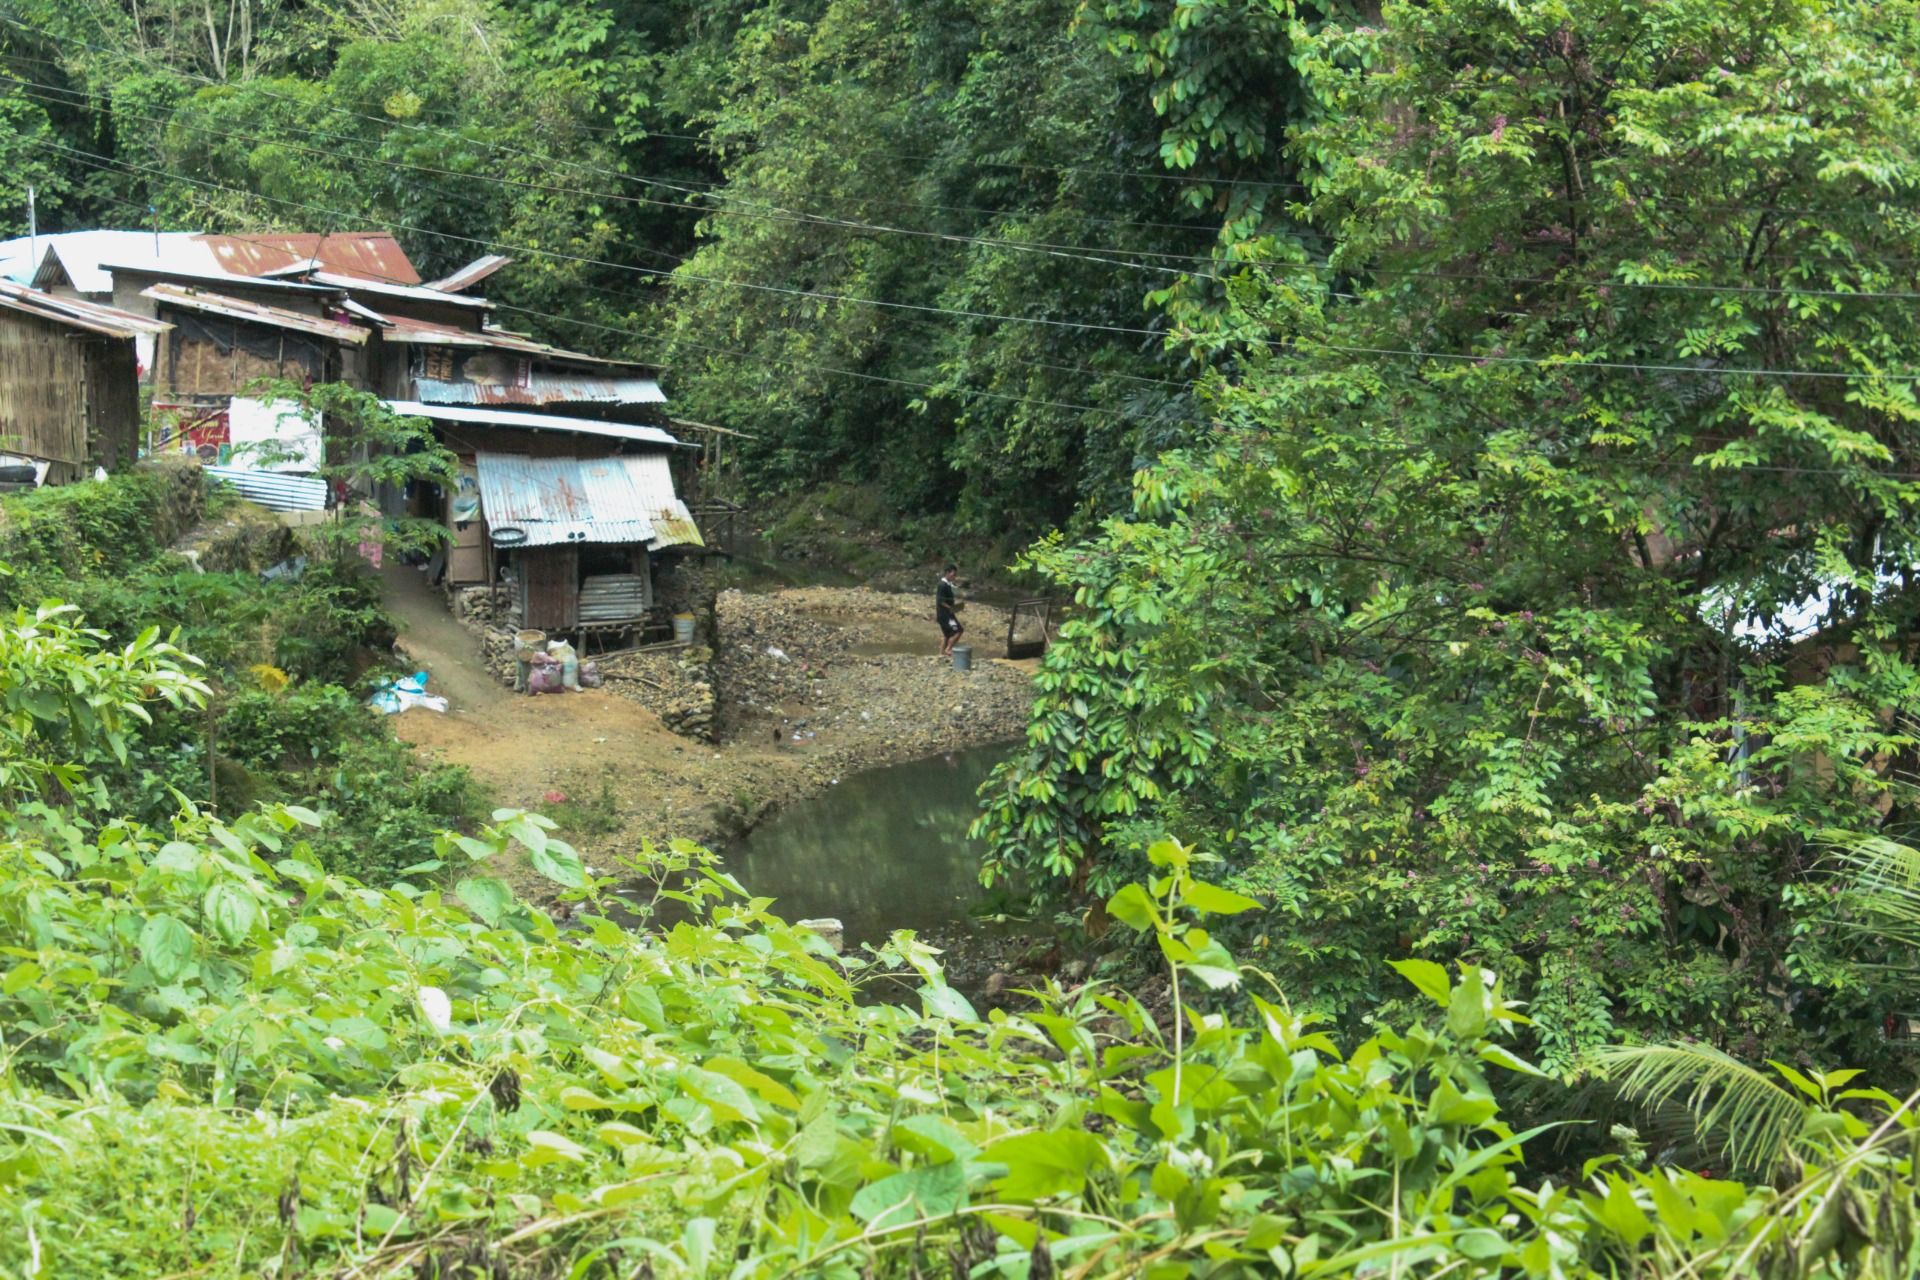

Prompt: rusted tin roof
xmin=201 ymin=233 xmax=421 ymax=284
xmin=0 ymin=231 xmax=421 ymax=295
xmin=413 ymin=371 xmax=665 ymax=407
xmin=143 ymin=285 xmax=371 ymax=345
xmin=426 ymin=255 xmax=512 ymax=293
xmin=0 ymin=280 xmax=171 ymax=339
xmin=385 ymin=401 xmax=686 ymax=448
xmin=474 ymin=451 xmax=702 ymax=549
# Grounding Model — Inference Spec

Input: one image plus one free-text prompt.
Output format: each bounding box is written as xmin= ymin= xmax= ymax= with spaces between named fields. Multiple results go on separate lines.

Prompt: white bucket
xmin=672 ymin=613 xmax=696 ymax=644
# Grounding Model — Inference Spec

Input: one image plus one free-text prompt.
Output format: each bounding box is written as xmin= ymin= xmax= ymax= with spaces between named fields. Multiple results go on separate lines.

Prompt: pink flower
xmin=1490 ymin=115 xmax=1507 ymax=142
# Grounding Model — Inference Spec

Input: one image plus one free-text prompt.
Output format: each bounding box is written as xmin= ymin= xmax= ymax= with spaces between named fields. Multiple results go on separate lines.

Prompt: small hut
xmin=0 ymin=282 xmax=169 ymax=482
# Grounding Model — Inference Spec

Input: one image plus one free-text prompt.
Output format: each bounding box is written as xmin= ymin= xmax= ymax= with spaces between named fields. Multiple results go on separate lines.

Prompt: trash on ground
xmin=370 ymin=670 xmax=447 ymax=714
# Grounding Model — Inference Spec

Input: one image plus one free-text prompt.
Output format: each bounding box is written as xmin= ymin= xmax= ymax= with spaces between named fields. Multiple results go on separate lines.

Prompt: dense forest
xmin=3 ymin=0 xmax=1920 ymax=1276
xmin=2 ymin=0 xmax=1304 ymax=535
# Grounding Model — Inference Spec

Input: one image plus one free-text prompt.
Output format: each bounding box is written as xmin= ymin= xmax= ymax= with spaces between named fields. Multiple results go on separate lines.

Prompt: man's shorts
xmin=940 ymin=612 xmax=963 ymax=636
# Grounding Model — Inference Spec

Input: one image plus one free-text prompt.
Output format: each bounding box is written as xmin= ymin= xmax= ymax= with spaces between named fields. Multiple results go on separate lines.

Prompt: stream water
xmin=719 ymin=742 xmax=1014 ymax=946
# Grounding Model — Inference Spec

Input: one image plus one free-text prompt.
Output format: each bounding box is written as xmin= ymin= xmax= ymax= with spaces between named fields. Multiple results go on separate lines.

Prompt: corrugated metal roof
xmin=204 ymin=466 xmax=329 ymax=511
xmin=474 ymin=452 xmax=702 ymax=549
xmin=385 ymin=401 xmax=687 ymax=448
xmin=427 ymin=255 xmax=512 ymax=293
xmin=413 ymin=372 xmax=666 ymax=407
xmin=307 ymin=271 xmax=491 ymax=309
xmin=201 ymin=233 xmax=421 ymax=285
xmin=143 ymin=285 xmax=371 ymax=345
xmin=103 ymin=261 xmax=342 ymax=295
xmin=0 ymin=231 xmax=421 ymax=295
xmin=379 ymin=315 xmax=637 ymax=367
xmin=0 ymin=280 xmax=172 ymax=338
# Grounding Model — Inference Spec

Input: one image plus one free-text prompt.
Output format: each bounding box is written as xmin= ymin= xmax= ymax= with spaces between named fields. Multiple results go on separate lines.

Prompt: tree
xmin=979 ymin=0 xmax=1920 ymax=1072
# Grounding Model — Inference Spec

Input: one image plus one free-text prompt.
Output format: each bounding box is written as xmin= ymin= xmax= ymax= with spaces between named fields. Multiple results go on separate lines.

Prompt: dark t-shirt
xmin=936 ymin=578 xmax=956 ymax=616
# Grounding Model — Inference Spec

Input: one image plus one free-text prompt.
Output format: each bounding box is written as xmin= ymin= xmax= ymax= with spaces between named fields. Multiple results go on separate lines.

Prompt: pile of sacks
xmin=524 ymin=638 xmax=603 ymax=694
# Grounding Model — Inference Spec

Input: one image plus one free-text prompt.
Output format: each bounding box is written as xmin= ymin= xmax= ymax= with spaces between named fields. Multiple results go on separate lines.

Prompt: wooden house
xmin=386 ymin=402 xmax=702 ymax=636
xmin=0 ymin=282 xmax=169 ymax=482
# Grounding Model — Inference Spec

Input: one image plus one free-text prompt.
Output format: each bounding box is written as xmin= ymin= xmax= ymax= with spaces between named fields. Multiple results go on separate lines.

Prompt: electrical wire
xmin=23 ymin=136 xmax=1920 ymax=388
xmin=12 ymin=68 xmax=1919 ymax=312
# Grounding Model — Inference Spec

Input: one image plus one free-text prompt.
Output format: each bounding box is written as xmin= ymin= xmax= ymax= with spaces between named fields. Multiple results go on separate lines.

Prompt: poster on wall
xmin=152 ymin=402 xmax=231 ymax=462
xmin=451 ymin=463 xmax=481 ymax=523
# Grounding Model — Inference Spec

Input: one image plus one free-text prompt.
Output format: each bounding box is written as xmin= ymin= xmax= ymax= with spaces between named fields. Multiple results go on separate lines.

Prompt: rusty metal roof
xmin=474 ymin=452 xmax=702 ymax=549
xmin=426 ymin=255 xmax=512 ymax=293
xmin=413 ymin=371 xmax=665 ymax=407
xmin=1 ymin=230 xmax=422 ymax=295
xmin=201 ymin=233 xmax=421 ymax=284
xmin=385 ymin=401 xmax=685 ymax=448
xmin=143 ymin=284 xmax=371 ymax=345
xmin=0 ymin=280 xmax=172 ymax=338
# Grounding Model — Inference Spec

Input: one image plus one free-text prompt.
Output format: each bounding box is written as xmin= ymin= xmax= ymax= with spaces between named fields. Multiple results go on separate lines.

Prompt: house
xmin=0 ymin=230 xmax=419 ymax=375
xmin=386 ymin=402 xmax=702 ymax=636
xmin=0 ymin=282 xmax=170 ymax=482
xmin=0 ymin=230 xmax=710 ymax=628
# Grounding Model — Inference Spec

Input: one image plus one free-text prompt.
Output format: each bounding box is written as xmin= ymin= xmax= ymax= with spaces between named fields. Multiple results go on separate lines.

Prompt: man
xmin=936 ymin=564 xmax=964 ymax=658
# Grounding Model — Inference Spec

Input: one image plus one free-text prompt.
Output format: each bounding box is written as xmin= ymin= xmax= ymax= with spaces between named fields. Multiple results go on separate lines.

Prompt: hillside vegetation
xmin=2 ymin=0 xmax=1920 ymax=1276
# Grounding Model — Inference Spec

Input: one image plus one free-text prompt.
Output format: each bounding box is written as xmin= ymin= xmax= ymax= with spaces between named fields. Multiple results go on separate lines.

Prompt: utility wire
xmin=26 ymin=136 xmax=1920 ymax=387
xmin=13 ymin=70 xmax=1920 ymax=310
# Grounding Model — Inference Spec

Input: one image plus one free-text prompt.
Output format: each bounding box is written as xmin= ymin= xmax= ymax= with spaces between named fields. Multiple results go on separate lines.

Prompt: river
xmin=718 ymin=741 xmax=1013 ymax=946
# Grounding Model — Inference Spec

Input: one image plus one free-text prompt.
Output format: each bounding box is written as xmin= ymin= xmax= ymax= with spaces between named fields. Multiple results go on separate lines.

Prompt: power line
xmin=17 ymin=70 xmax=1920 ymax=313
xmin=33 ymin=155 xmax=1920 ymax=484
xmin=27 ymin=136 xmax=1920 ymax=388
xmin=35 ymin=143 xmax=1175 ymax=419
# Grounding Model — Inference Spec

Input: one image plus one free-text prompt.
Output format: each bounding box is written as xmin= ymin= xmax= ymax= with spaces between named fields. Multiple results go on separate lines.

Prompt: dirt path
xmin=378 ymin=564 xmax=1036 ymax=896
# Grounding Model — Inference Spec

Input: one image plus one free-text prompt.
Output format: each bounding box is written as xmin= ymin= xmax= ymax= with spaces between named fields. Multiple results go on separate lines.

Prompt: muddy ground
xmin=380 ymin=565 xmax=1036 ymax=901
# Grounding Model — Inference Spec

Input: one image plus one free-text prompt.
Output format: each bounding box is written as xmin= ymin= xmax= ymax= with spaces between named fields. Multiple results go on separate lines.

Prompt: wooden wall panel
xmin=0 ymin=310 xmax=96 ymax=478
xmin=517 ymin=546 xmax=579 ymax=630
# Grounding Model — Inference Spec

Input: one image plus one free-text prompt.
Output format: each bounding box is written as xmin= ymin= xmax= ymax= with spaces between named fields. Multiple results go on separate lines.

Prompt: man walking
xmin=936 ymin=564 xmax=964 ymax=658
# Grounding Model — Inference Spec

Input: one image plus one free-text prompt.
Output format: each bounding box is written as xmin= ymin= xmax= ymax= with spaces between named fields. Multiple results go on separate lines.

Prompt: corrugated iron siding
xmin=204 ymin=467 xmax=328 ymax=511
xmin=413 ymin=373 xmax=665 ymax=406
xmin=474 ymin=452 xmax=701 ymax=549
xmin=579 ymin=573 xmax=650 ymax=622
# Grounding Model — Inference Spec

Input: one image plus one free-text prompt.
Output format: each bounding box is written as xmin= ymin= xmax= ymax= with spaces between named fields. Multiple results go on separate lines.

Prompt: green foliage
xmin=0 ymin=603 xmax=205 ymax=808
xmin=980 ymin=0 xmax=1920 ymax=1073
xmin=0 ymin=466 xmax=196 ymax=603
xmin=239 ymin=382 xmax=458 ymax=560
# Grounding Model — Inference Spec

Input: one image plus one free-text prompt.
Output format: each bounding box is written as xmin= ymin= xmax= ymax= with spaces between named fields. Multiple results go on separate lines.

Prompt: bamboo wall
xmin=0 ymin=309 xmax=139 ymax=481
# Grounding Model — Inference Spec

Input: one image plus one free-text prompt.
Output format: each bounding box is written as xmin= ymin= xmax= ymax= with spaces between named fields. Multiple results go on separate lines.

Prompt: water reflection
xmin=721 ymin=743 xmax=1012 ymax=945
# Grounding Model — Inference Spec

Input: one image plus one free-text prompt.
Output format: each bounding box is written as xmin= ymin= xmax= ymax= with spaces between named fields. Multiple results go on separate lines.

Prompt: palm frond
xmin=1837 ymin=831 xmax=1920 ymax=938
xmin=1593 ymin=1042 xmax=1810 ymax=1178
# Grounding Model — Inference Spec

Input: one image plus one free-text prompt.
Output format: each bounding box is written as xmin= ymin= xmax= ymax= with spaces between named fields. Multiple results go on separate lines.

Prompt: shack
xmin=474 ymin=450 xmax=702 ymax=636
xmin=0 ymin=282 xmax=169 ymax=481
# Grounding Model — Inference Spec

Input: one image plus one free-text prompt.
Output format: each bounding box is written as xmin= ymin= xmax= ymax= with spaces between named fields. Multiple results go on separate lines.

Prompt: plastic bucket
xmin=672 ymin=613 xmax=696 ymax=644
xmin=951 ymin=645 xmax=973 ymax=671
